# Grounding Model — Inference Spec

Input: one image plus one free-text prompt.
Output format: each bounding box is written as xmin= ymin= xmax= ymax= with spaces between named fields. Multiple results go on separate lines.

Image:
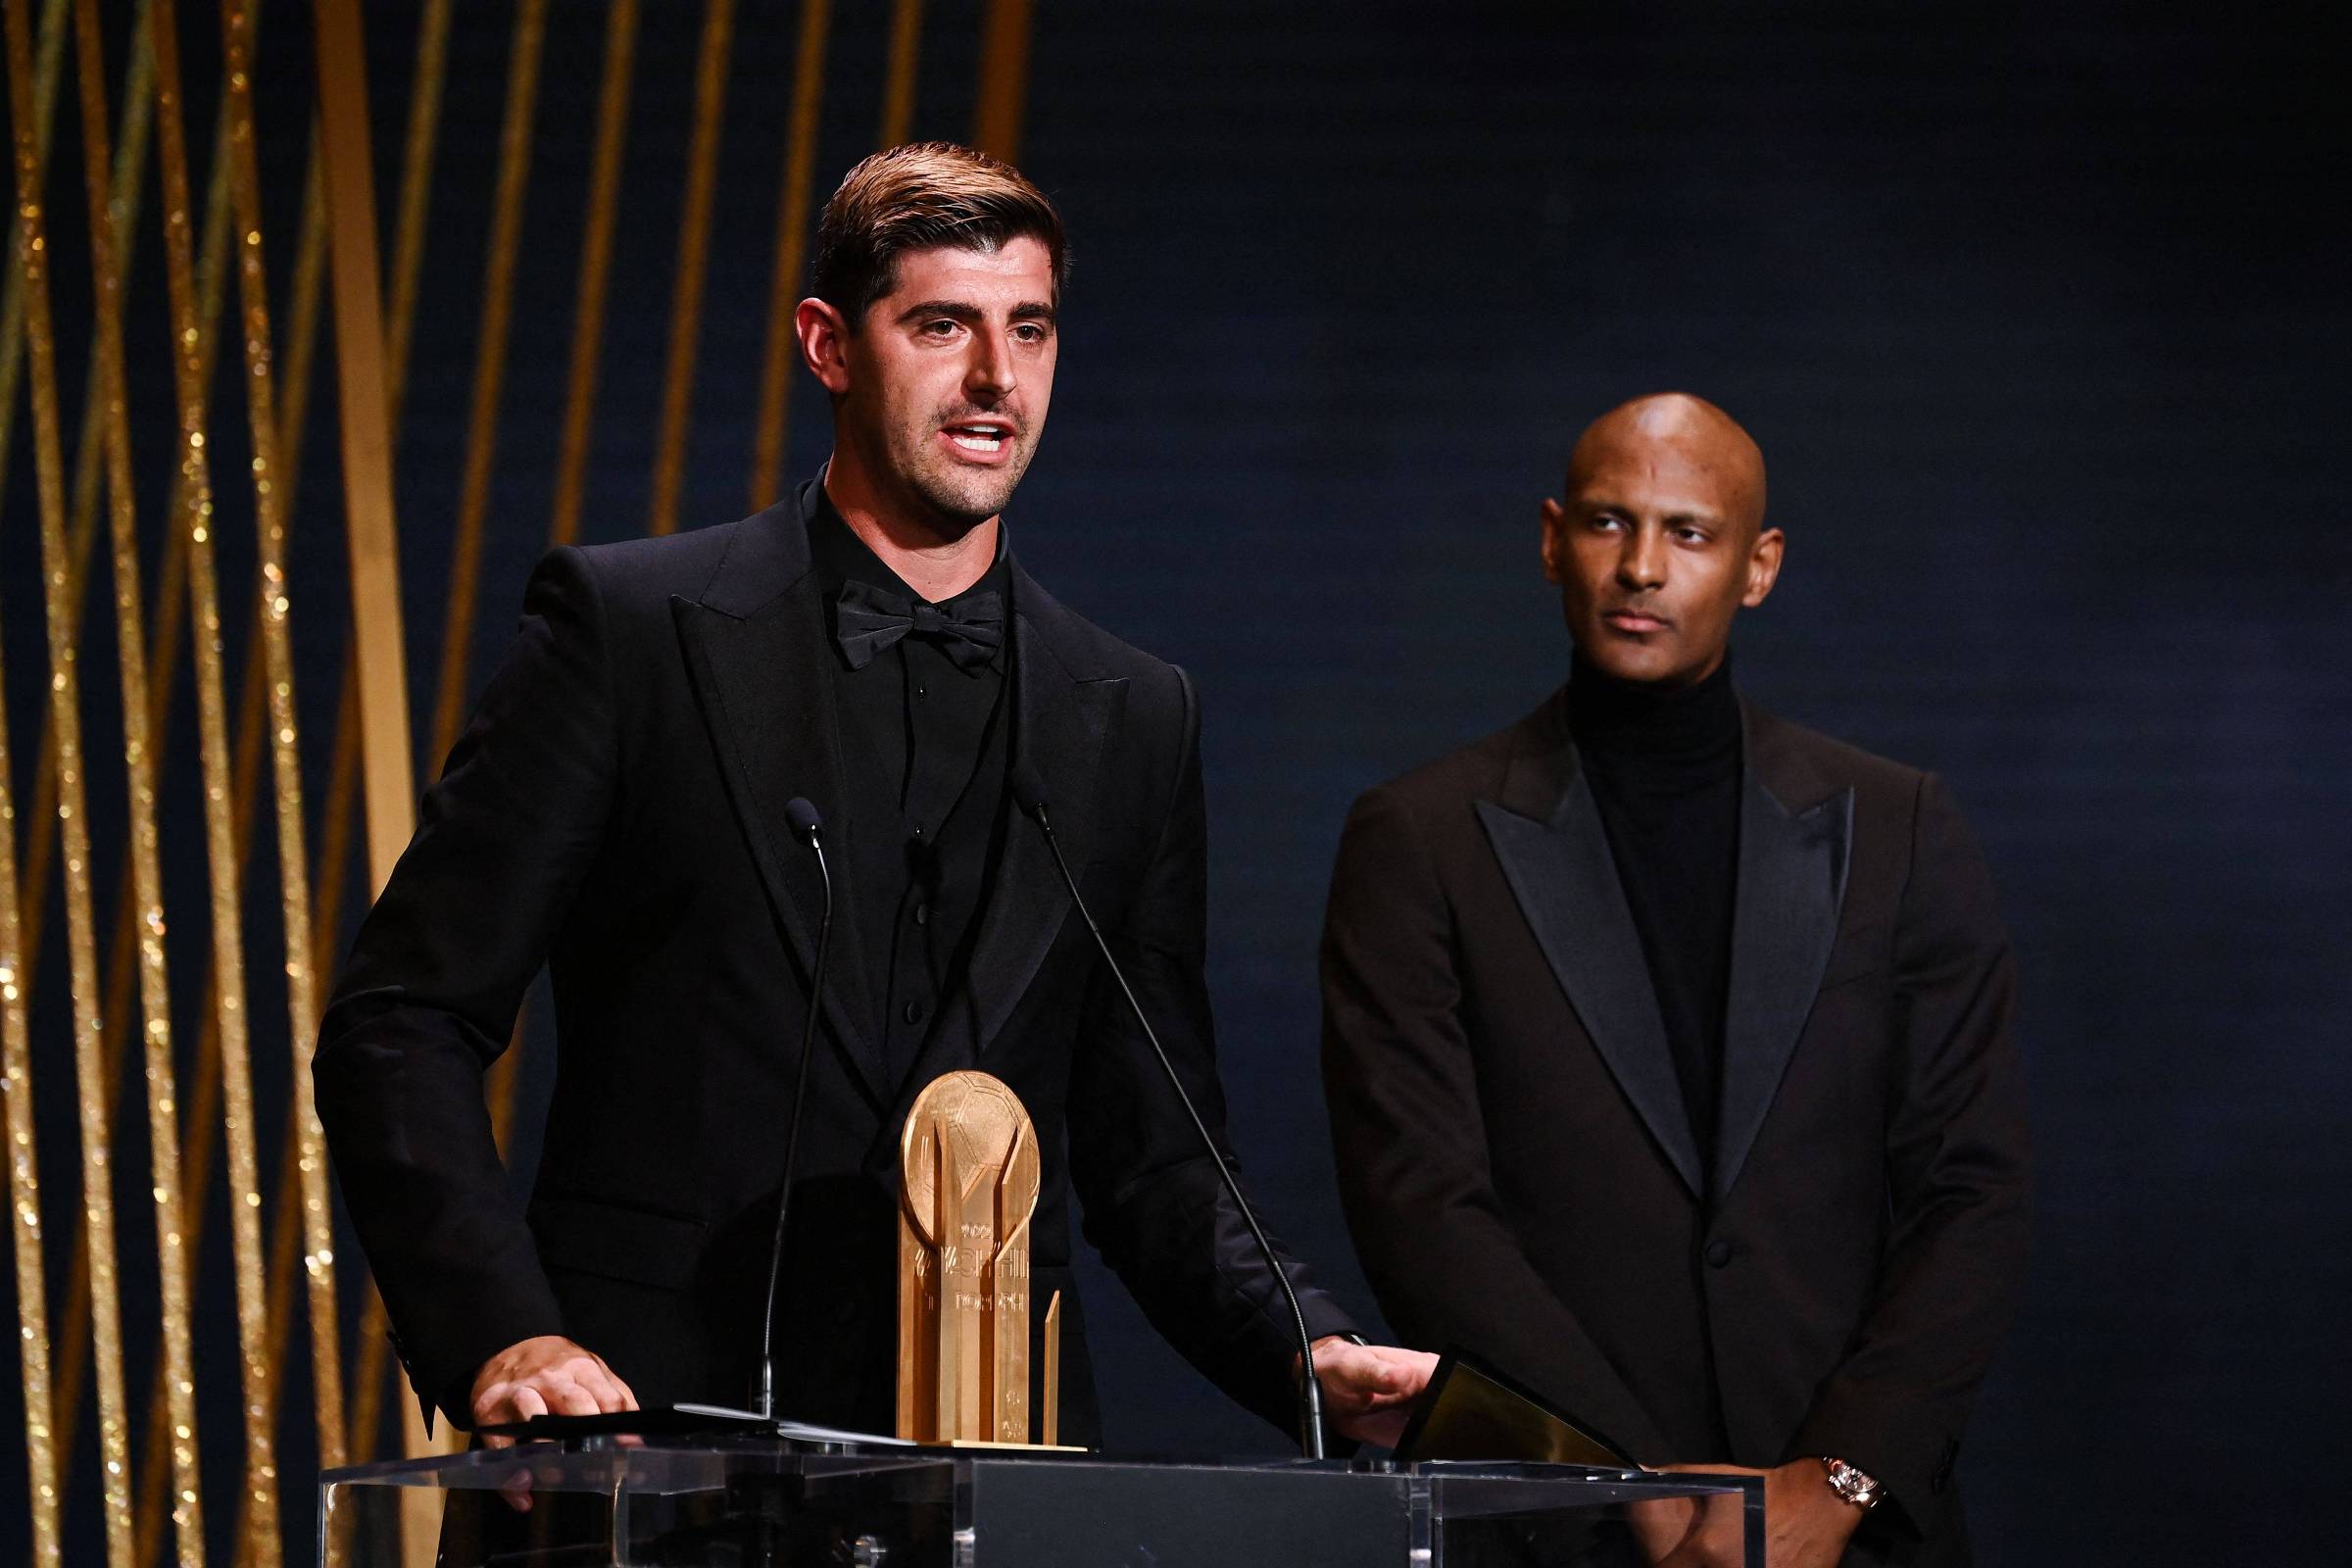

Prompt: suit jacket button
xmin=1704 ymin=1240 xmax=1734 ymax=1268
xmin=904 ymin=1001 xmax=925 ymax=1025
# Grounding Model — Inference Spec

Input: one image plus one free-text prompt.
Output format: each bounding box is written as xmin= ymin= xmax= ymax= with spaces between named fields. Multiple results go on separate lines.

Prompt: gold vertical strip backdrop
xmin=307 ymin=14 xmax=439 ymax=1559
xmin=217 ymin=0 xmax=344 ymax=1519
xmin=146 ymin=1 xmax=284 ymax=1558
xmin=426 ymin=0 xmax=545 ymax=783
xmin=229 ymin=134 xmax=343 ymax=1558
xmin=749 ymin=0 xmax=831 ymax=513
xmin=4 ymin=8 xmax=138 ymax=1567
xmin=311 ymin=0 xmax=416 ymax=900
xmin=971 ymin=0 xmax=1034 ymax=161
xmin=0 ymin=4 xmax=1052 ymax=1556
xmin=51 ymin=0 xmax=251 ymax=1487
xmin=380 ymin=0 xmax=451 ymax=430
xmin=0 ymin=0 xmax=69 ymax=496
xmin=546 ymin=0 xmax=636 ymax=551
xmin=0 ymin=7 xmax=74 ymax=1565
xmin=0 ymin=614 xmax=62 ymax=1568
xmin=645 ymin=0 xmax=736 ymax=538
xmin=66 ymin=0 xmax=208 ymax=1562
xmin=440 ymin=0 xmax=549 ymax=1145
xmin=27 ymin=0 xmax=157 ymax=956
xmin=20 ymin=0 xmax=220 ymax=1053
xmin=332 ymin=0 xmax=455 ymax=1471
xmin=879 ymin=0 xmax=923 ymax=149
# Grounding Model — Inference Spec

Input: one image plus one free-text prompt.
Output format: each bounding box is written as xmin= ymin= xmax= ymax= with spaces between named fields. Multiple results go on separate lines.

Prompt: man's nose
xmin=1617 ymin=524 xmax=1667 ymax=591
xmin=966 ymin=327 xmax=1017 ymax=400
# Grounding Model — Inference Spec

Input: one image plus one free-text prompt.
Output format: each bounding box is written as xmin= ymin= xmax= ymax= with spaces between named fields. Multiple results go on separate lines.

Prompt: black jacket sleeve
xmin=1065 ymin=666 xmax=1357 ymax=1438
xmin=1320 ymin=781 xmax=1676 ymax=1460
xmin=1788 ymin=773 xmax=2032 ymax=1528
xmin=314 ymin=546 xmax=618 ymax=1426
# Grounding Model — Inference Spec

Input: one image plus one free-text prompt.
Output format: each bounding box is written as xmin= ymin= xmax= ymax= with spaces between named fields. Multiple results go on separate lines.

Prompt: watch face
xmin=1824 ymin=1458 xmax=1882 ymax=1508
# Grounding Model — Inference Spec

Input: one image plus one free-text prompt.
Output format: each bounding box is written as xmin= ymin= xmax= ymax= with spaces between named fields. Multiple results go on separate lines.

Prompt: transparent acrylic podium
xmin=319 ymin=1435 xmax=1764 ymax=1565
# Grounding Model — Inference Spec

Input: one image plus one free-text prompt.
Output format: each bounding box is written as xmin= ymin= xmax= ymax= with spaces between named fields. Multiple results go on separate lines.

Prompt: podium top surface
xmin=322 ymin=1434 xmax=1731 ymax=1504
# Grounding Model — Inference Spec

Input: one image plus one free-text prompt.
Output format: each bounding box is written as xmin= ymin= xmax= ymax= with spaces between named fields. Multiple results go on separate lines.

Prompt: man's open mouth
xmin=943 ymin=420 xmax=1012 ymax=454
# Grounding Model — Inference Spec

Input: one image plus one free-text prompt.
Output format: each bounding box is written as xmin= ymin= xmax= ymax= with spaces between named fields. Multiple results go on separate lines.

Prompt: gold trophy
xmin=897 ymin=1070 xmax=1072 ymax=1446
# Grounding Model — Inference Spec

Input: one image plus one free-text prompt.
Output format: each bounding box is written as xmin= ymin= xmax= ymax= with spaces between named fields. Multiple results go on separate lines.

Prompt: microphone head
xmin=784 ymin=797 xmax=824 ymax=840
xmin=1009 ymin=762 xmax=1050 ymax=818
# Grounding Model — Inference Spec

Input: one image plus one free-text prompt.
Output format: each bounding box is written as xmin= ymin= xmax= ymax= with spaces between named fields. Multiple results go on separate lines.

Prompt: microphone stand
xmin=759 ymin=799 xmax=834 ymax=1420
xmin=1019 ymin=782 xmax=1327 ymax=1459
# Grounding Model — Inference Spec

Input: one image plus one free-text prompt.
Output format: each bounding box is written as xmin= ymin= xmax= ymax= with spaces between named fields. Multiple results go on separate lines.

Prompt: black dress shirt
xmin=808 ymin=490 xmax=1011 ymax=1090
xmin=1568 ymin=653 xmax=1743 ymax=1179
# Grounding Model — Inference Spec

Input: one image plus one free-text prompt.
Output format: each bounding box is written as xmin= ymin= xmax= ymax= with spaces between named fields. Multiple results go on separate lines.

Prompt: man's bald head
xmin=1565 ymin=392 xmax=1768 ymax=542
xmin=1541 ymin=392 xmax=1784 ymax=687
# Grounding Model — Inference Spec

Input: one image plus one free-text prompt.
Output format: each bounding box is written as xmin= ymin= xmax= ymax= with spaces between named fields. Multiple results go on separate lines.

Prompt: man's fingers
xmin=557 ymin=1353 xmax=638 ymax=1414
xmin=502 ymin=1384 xmax=552 ymax=1434
xmin=542 ymin=1377 xmax=604 ymax=1418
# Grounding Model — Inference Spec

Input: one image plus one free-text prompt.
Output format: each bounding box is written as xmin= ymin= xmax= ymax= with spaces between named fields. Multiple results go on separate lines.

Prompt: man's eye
xmin=1012 ymin=323 xmax=1045 ymax=343
xmin=922 ymin=319 xmax=958 ymax=337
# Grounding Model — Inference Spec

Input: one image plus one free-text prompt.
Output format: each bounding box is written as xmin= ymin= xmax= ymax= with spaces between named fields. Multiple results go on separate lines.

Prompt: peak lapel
xmin=1713 ymin=710 xmax=1854 ymax=1204
xmin=877 ymin=566 xmax=1118 ymax=1140
xmin=672 ymin=503 xmax=890 ymax=1108
xmin=1476 ymin=698 xmax=1705 ymax=1197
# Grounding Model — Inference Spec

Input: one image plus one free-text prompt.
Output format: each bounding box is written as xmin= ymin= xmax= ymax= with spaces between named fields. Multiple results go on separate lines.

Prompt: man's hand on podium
xmin=470 ymin=1335 xmax=639 ymax=1448
xmin=1307 ymin=1337 xmax=1439 ymax=1448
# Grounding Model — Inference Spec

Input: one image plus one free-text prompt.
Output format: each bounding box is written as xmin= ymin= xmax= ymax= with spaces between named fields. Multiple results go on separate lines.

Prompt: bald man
xmin=1320 ymin=395 xmax=2029 ymax=1567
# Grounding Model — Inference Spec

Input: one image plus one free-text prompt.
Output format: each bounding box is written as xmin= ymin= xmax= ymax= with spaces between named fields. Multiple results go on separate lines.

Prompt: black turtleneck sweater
xmin=1568 ymin=653 xmax=1743 ymax=1179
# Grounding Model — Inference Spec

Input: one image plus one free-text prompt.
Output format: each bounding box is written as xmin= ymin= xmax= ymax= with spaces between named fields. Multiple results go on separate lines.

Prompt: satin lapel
xmin=672 ymin=513 xmax=889 ymax=1108
xmin=1475 ymin=702 xmax=1704 ymax=1198
xmin=1712 ymin=715 xmax=1854 ymax=1204
xmin=877 ymin=569 xmax=1117 ymax=1141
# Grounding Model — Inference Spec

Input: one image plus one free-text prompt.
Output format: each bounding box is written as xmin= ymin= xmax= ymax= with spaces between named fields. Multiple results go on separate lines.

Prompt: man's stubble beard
xmin=873 ymin=406 xmax=1039 ymax=534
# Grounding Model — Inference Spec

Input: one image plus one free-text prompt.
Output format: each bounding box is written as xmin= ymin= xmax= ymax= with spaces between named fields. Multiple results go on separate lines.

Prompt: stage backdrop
xmin=1 ymin=3 xmax=2343 ymax=1564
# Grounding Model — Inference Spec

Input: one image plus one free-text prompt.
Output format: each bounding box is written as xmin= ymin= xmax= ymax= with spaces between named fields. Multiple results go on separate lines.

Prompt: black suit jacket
xmin=316 ymin=485 xmax=1350 ymax=1441
xmin=1321 ymin=686 xmax=2028 ymax=1565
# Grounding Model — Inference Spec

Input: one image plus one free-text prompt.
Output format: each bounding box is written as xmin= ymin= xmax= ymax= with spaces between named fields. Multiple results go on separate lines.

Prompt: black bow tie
xmin=834 ymin=579 xmax=1005 ymax=673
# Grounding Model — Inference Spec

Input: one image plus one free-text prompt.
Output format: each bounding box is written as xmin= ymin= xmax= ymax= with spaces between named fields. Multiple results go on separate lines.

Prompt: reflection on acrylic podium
xmin=318 ymin=1433 xmax=1764 ymax=1566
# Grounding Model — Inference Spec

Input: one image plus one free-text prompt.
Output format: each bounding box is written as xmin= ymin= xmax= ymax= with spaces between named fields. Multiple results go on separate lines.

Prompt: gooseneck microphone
xmin=1010 ymin=764 xmax=1328 ymax=1459
xmin=758 ymin=796 xmax=834 ymax=1420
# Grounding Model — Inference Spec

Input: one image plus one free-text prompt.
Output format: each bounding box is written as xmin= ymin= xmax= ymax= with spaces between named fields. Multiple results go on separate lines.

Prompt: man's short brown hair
xmin=810 ymin=141 xmax=1068 ymax=324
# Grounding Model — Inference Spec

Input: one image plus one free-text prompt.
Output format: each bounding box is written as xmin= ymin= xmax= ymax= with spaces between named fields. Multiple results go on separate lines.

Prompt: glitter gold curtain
xmin=0 ymin=2 xmax=1034 ymax=1561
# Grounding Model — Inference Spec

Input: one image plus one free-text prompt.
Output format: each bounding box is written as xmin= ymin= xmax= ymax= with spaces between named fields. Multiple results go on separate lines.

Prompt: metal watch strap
xmin=1820 ymin=1456 xmax=1884 ymax=1510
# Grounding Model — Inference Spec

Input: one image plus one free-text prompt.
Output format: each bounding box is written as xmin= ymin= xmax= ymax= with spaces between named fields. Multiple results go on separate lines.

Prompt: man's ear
xmin=1540 ymin=498 xmax=1566 ymax=584
xmin=795 ymin=296 xmax=855 ymax=396
xmin=1742 ymin=525 xmax=1786 ymax=609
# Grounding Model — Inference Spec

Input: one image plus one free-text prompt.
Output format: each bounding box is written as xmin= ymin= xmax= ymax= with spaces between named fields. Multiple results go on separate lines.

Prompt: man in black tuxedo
xmin=1321 ymin=394 xmax=2029 ymax=1566
xmin=317 ymin=141 xmax=1430 ymax=1449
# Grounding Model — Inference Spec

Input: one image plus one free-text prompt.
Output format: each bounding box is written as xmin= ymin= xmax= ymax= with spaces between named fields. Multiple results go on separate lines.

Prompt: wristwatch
xmin=1819 ymin=1457 xmax=1884 ymax=1510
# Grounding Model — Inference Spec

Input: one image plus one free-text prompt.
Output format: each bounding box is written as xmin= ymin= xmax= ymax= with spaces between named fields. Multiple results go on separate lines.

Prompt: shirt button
xmin=912 ymin=904 xmax=930 ymax=926
xmin=915 ymin=685 xmax=928 ymax=699
xmin=1704 ymin=1240 xmax=1734 ymax=1268
xmin=904 ymin=1001 xmax=925 ymax=1025
xmin=911 ymin=824 xmax=924 ymax=839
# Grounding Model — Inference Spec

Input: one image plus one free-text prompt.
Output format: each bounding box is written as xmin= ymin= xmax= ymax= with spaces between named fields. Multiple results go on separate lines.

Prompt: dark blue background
xmin=4 ymin=3 xmax=2346 ymax=1561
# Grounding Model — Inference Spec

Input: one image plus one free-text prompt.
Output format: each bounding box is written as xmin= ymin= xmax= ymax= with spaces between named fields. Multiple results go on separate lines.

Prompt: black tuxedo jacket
xmin=316 ymin=486 xmax=1350 ymax=1441
xmin=1321 ymin=687 xmax=2028 ymax=1565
